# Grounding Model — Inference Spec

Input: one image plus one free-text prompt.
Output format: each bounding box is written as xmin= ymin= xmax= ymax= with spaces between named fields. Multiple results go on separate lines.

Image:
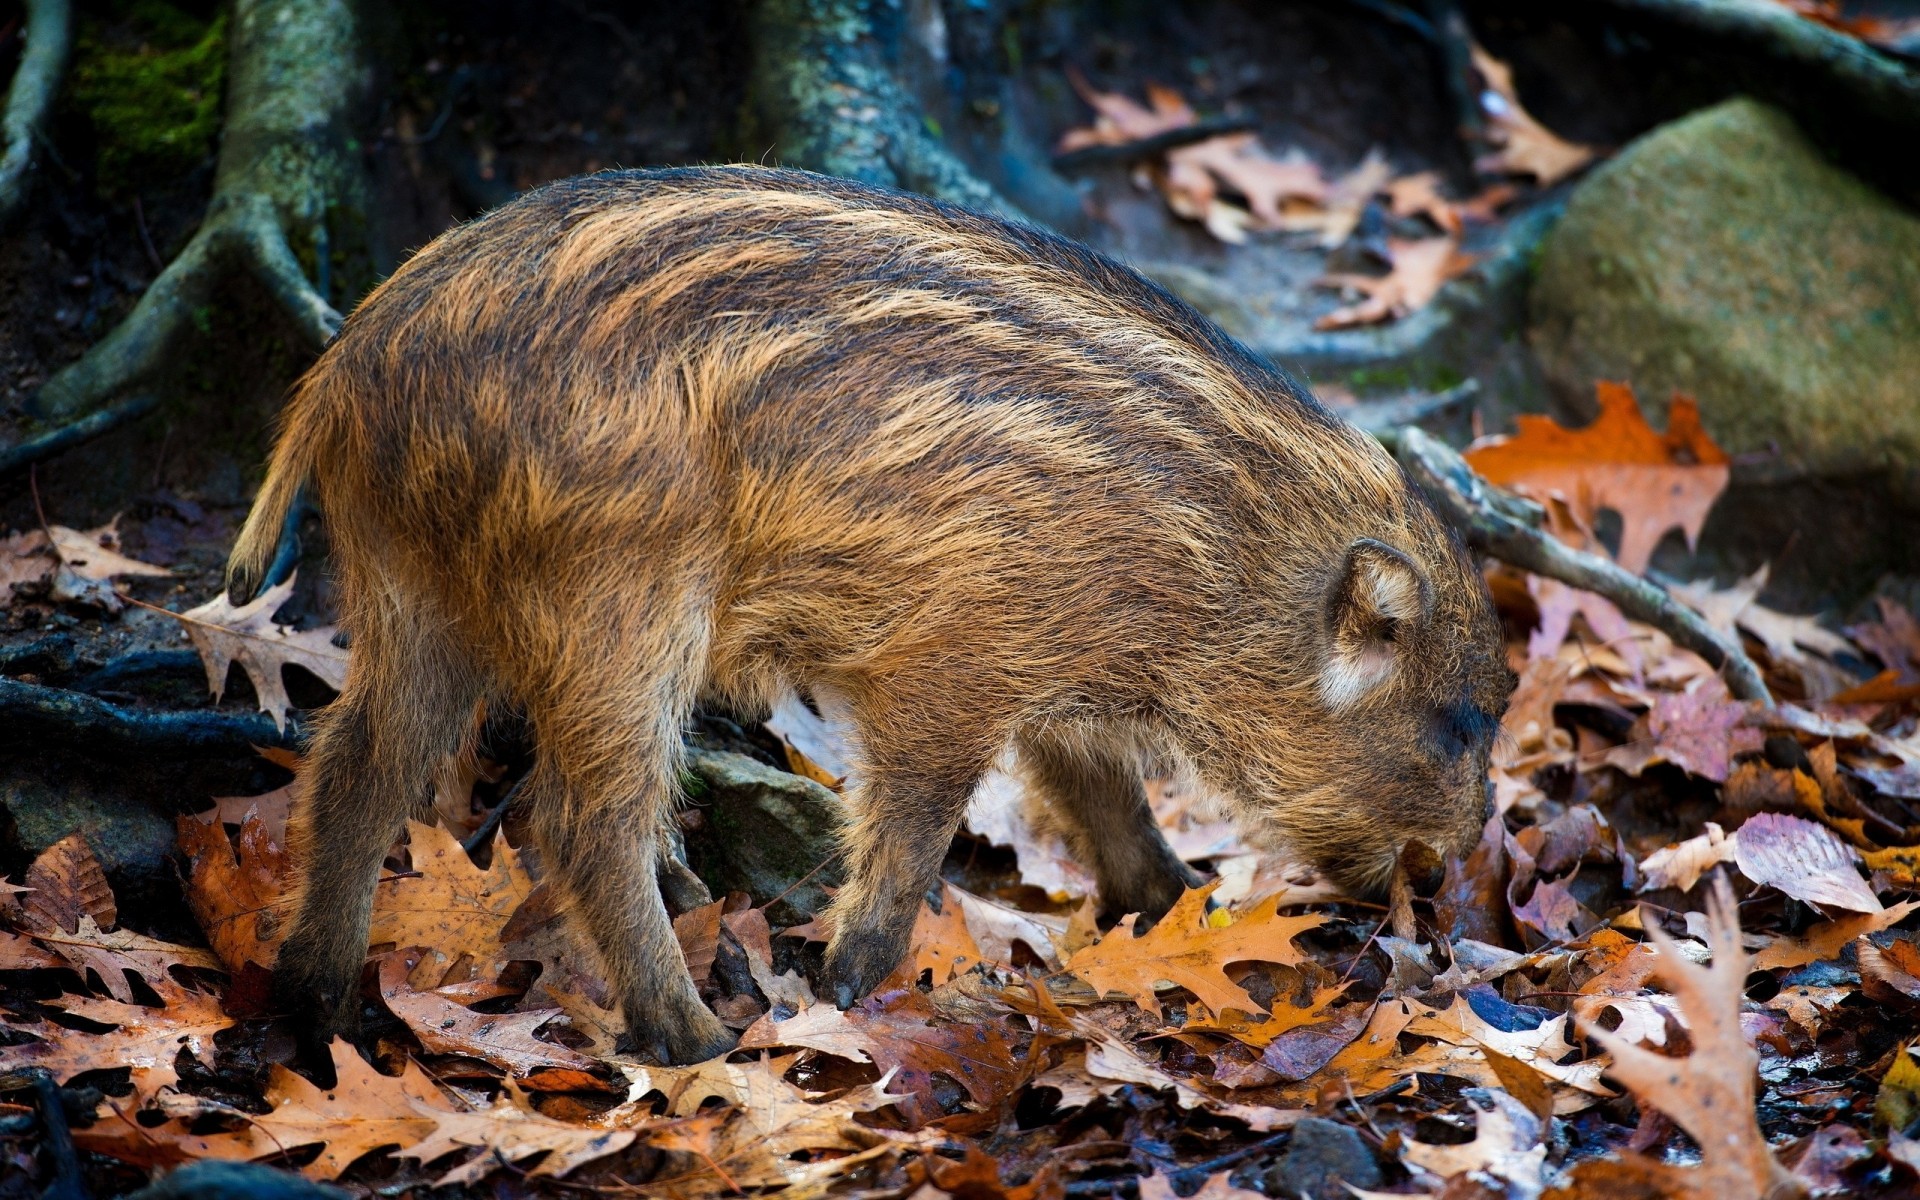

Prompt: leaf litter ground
xmin=6 ymin=387 xmax=1920 ymax=1198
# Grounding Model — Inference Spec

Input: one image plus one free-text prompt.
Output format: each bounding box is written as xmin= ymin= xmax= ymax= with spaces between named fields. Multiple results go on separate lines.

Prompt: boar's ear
xmin=1320 ymin=538 xmax=1432 ymax=709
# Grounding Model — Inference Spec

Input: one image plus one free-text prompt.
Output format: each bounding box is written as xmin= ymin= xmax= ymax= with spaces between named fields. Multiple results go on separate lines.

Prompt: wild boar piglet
xmin=229 ymin=165 xmax=1513 ymax=1065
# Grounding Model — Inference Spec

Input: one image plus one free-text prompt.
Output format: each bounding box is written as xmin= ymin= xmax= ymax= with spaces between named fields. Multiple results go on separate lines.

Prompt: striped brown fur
xmin=230 ymin=165 xmax=1511 ymax=1065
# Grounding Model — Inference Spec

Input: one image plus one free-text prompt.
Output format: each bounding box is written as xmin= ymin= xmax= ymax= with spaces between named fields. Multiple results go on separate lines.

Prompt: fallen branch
xmin=9 ymin=0 xmax=370 ymax=471
xmin=747 ymin=0 xmax=1017 ymax=217
xmin=1393 ymin=426 xmax=1774 ymax=704
xmin=0 ymin=0 xmax=70 ymax=228
xmin=0 ymin=676 xmax=300 ymax=754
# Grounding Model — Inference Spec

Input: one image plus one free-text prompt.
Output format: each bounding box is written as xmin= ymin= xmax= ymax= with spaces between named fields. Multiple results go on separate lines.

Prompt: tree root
xmin=7 ymin=0 xmax=369 ymax=472
xmin=0 ymin=676 xmax=299 ymax=754
xmin=746 ymin=0 xmax=1017 ymax=218
xmin=0 ymin=0 xmax=70 ymax=229
xmin=1393 ymin=426 xmax=1774 ymax=704
xmin=1583 ymin=0 xmax=1920 ymax=128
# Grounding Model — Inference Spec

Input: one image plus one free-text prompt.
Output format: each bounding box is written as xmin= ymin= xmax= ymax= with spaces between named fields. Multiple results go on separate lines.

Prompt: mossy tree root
xmin=10 ymin=0 xmax=368 ymax=469
xmin=0 ymin=0 xmax=73 ymax=228
xmin=1393 ymin=426 xmax=1774 ymax=704
xmin=747 ymin=0 xmax=1018 ymax=219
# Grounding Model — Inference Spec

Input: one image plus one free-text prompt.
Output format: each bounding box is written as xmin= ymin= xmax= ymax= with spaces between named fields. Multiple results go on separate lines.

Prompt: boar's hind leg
xmin=821 ymin=737 xmax=990 ymax=1009
xmin=519 ymin=704 xmax=734 ymax=1066
xmin=1016 ymin=731 xmax=1202 ymax=927
xmin=274 ymin=615 xmax=481 ymax=1058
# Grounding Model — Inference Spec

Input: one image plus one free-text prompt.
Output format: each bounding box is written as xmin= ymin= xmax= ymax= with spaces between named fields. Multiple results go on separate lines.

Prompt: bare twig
xmin=1393 ymin=426 xmax=1773 ymax=704
xmin=1050 ymin=116 xmax=1260 ymax=172
xmin=9 ymin=0 xmax=368 ymax=474
xmin=0 ymin=0 xmax=71 ymax=228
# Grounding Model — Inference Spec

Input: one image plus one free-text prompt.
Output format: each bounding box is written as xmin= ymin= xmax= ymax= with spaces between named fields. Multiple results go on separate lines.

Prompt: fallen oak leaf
xmin=609 ymin=1058 xmax=903 ymax=1189
xmin=1385 ymin=170 xmax=1462 ymax=235
xmin=1639 ymin=822 xmax=1740 ymax=893
xmin=2 ymin=976 xmax=233 ymax=1106
xmin=1578 ymin=878 xmax=1809 ymax=1200
xmin=1139 ymin=1171 xmax=1267 ymax=1200
xmin=1750 ymin=900 xmax=1920 ymax=971
xmin=1400 ymin=1090 xmax=1548 ymax=1195
xmin=167 ymin=576 xmax=347 ymax=730
xmin=148 ymin=1039 xmax=445 ymax=1180
xmin=1466 ymin=381 xmax=1730 ymax=574
xmin=1471 ymin=42 xmax=1598 ymax=185
xmin=1061 ymin=883 xmax=1324 ymax=1016
xmin=398 ymin=1080 xmax=636 ymax=1186
xmin=1 ymin=520 xmax=169 ymax=612
xmin=1313 ymin=237 xmax=1475 ymax=330
xmin=177 ymin=802 xmax=294 ymax=972
xmin=370 ymin=819 xmax=534 ymax=962
xmin=1077 ymin=1026 xmax=1304 ymax=1131
xmin=26 ymin=916 xmax=221 ymax=1003
xmin=375 ymin=950 xmax=606 ymax=1081
xmin=739 ymin=985 xmax=1023 ymax=1122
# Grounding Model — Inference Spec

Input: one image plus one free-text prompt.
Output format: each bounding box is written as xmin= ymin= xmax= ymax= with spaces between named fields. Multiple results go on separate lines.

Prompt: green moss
xmin=70 ymin=2 xmax=227 ymax=189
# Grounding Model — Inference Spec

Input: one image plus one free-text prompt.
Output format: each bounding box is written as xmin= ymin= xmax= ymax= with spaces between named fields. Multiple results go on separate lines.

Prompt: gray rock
xmin=1 ymin=768 xmax=174 ymax=889
xmin=679 ymin=748 xmax=846 ymax=925
xmin=1531 ymin=97 xmax=1920 ymax=601
xmin=1261 ymin=1117 xmax=1382 ymax=1199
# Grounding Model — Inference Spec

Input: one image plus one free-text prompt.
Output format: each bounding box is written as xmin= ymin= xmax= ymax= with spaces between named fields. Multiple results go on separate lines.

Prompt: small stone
xmin=678 ymin=748 xmax=846 ymax=924
xmin=1261 ymin=1116 xmax=1382 ymax=1200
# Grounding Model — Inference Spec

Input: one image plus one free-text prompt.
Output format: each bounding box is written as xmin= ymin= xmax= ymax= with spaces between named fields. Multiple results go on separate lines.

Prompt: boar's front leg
xmin=1016 ymin=730 xmax=1203 ymax=926
xmin=820 ymin=738 xmax=989 ymax=1008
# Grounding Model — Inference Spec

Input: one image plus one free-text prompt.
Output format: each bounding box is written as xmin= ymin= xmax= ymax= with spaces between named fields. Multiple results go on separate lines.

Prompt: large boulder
xmin=1530 ymin=97 xmax=1920 ymax=601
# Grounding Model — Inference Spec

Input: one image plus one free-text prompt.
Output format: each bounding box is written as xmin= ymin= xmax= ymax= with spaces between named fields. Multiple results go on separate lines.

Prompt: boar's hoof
xmin=821 ymin=927 xmax=909 ymax=1008
xmin=623 ymin=1007 xmax=737 ymax=1066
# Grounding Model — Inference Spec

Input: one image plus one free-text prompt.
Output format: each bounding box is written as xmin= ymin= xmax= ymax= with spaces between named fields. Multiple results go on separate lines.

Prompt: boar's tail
xmin=226 ymin=407 xmax=319 ymax=605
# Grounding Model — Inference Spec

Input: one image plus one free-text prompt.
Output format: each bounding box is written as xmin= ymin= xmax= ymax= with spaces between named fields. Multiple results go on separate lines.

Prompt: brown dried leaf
xmin=1750 ymin=900 xmax=1920 ymax=971
xmin=22 ymin=833 xmax=115 ymax=933
xmin=401 ymin=1082 xmax=636 ymax=1186
xmin=171 ymin=576 xmax=348 ymax=730
xmin=1471 ymin=43 xmax=1598 ymax=185
xmin=1314 ymin=237 xmax=1475 ymax=330
xmin=152 ymin=1040 xmax=445 ymax=1180
xmin=1578 ymin=879 xmax=1806 ymax=1200
xmin=1402 ymin=1090 xmax=1547 ymax=1192
xmin=739 ymin=986 xmax=1022 ymax=1122
xmin=2 ymin=976 xmax=232 ymax=1103
xmin=376 ymin=950 xmax=605 ymax=1079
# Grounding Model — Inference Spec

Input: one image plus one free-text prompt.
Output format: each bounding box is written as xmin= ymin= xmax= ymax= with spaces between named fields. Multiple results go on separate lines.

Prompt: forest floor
xmin=4 ymin=2 xmax=1920 ymax=1199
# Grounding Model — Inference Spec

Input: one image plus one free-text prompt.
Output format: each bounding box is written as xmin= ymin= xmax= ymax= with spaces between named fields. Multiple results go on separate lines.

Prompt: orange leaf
xmin=177 ymin=802 xmax=295 ymax=972
xmin=1465 ymin=381 xmax=1730 ymax=573
xmin=1062 ymin=884 xmax=1323 ymax=1016
xmin=370 ymin=820 xmax=534 ymax=960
